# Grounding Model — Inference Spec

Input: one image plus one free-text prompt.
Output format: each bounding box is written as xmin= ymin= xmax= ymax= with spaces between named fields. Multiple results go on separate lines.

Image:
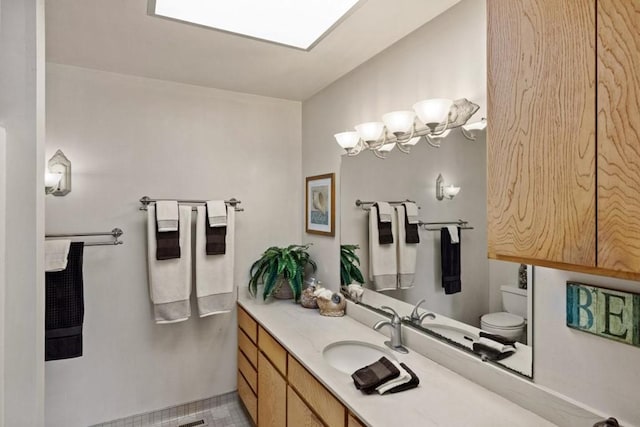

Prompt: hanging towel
xmin=155 ymin=204 xmax=181 ymax=260
xmin=374 ymin=202 xmax=393 ymax=244
xmin=206 ymin=200 xmax=227 ymax=227
xmin=400 ymin=203 xmax=419 ymax=244
xmin=156 ymin=200 xmax=179 ymax=232
xmin=446 ymin=225 xmax=459 ymax=243
xmin=45 ymin=239 xmax=71 ymax=272
xmin=147 ymin=205 xmax=192 ymax=323
xmin=196 ymin=205 xmax=235 ymax=317
xmin=205 ymin=205 xmax=227 ymax=255
xmin=404 ymin=202 xmax=419 ymax=225
xmin=369 ymin=205 xmax=398 ymax=291
xmin=375 ymin=201 xmax=393 ymax=223
xmin=395 ymin=205 xmax=417 ymax=289
xmin=441 ymin=227 xmax=461 ymax=294
xmin=45 ymin=242 xmax=84 ymax=361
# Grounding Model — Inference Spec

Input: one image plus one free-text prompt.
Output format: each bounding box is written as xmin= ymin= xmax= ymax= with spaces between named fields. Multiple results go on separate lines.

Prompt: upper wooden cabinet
xmin=488 ymin=0 xmax=640 ymax=279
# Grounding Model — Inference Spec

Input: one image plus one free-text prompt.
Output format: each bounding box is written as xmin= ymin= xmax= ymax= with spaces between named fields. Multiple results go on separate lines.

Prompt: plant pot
xmin=273 ymin=278 xmax=294 ymax=300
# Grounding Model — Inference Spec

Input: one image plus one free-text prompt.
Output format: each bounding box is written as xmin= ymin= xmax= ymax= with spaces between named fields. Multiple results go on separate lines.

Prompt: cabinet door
xmin=258 ymin=352 xmax=286 ymax=427
xmin=597 ymin=0 xmax=640 ymax=275
xmin=487 ymin=0 xmax=597 ymax=267
xmin=287 ymin=386 xmax=324 ymax=427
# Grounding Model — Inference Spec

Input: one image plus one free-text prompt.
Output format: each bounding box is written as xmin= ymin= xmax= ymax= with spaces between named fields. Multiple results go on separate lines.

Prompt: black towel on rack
xmin=441 ymin=227 xmax=461 ymax=294
xmin=155 ymin=208 xmax=181 ymax=260
xmin=45 ymin=242 xmax=84 ymax=361
xmin=205 ymin=205 xmax=227 ymax=255
xmin=374 ymin=203 xmax=393 ymax=245
xmin=402 ymin=203 xmax=420 ymax=244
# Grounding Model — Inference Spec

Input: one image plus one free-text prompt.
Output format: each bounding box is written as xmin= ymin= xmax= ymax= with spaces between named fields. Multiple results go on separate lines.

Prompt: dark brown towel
xmin=441 ymin=227 xmax=461 ymax=294
xmin=402 ymin=203 xmax=419 ymax=244
xmin=205 ymin=206 xmax=227 ymax=255
xmin=155 ymin=208 xmax=180 ymax=260
xmin=351 ymin=357 xmax=400 ymax=391
xmin=387 ymin=363 xmax=420 ymax=394
xmin=374 ymin=204 xmax=393 ymax=245
xmin=45 ymin=242 xmax=84 ymax=361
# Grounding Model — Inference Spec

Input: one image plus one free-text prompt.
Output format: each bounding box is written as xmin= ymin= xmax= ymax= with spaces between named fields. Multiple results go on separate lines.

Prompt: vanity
xmin=235 ymin=297 xmax=554 ymax=427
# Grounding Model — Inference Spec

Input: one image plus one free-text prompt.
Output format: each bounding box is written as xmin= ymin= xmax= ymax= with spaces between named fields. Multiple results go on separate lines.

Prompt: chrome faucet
xmin=373 ymin=306 xmax=409 ymax=354
xmin=404 ymin=298 xmax=436 ymax=325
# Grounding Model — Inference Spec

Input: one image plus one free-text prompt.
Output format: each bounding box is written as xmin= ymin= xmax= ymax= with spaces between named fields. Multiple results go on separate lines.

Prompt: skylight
xmin=151 ymin=0 xmax=362 ymax=50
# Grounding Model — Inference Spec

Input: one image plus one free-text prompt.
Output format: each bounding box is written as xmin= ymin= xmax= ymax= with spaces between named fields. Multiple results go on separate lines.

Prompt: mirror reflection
xmin=340 ymin=128 xmax=534 ymax=378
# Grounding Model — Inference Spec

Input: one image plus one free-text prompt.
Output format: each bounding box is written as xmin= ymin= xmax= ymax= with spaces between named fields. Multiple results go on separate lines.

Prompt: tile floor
xmin=159 ymin=399 xmax=252 ymax=427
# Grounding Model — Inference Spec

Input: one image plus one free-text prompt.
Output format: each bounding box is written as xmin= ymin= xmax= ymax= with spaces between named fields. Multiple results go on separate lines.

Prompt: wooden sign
xmin=566 ymin=282 xmax=640 ymax=347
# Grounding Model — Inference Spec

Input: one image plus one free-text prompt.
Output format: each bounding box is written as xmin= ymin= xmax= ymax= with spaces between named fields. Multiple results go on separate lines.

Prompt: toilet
xmin=480 ymin=285 xmax=528 ymax=342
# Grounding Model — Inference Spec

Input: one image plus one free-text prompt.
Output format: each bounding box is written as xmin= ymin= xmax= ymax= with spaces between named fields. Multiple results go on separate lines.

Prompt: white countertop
xmin=238 ymin=295 xmax=556 ymax=427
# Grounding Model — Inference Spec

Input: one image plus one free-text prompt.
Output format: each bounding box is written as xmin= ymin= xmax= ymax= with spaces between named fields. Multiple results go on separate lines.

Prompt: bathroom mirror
xmin=339 ymin=129 xmax=534 ymax=378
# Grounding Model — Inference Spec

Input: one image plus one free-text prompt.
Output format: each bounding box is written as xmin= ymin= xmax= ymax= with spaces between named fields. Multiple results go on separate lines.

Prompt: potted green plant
xmin=340 ymin=244 xmax=365 ymax=287
xmin=249 ymin=244 xmax=317 ymax=302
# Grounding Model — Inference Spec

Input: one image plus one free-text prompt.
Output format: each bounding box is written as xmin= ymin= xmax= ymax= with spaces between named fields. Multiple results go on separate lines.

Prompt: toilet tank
xmin=500 ymin=285 xmax=528 ymax=319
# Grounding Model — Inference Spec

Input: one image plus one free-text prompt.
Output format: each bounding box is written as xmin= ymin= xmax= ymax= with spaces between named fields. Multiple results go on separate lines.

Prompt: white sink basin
xmin=322 ymin=340 xmax=396 ymax=374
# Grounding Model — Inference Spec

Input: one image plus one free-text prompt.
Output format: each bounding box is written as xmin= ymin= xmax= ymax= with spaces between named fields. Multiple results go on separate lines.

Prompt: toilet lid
xmin=481 ymin=312 xmax=525 ymax=329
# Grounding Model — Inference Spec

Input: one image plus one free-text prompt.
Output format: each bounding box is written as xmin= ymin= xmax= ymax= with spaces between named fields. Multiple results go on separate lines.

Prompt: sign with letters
xmin=566 ymin=282 xmax=640 ymax=347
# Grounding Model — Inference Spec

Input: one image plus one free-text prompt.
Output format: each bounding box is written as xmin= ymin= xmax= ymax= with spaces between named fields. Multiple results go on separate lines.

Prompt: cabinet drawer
xmin=348 ymin=413 xmax=366 ymax=427
xmin=258 ymin=352 xmax=287 ymax=427
xmin=238 ymin=328 xmax=258 ymax=368
xmin=238 ymin=305 xmax=257 ymax=344
xmin=258 ymin=326 xmax=287 ymax=376
xmin=288 ymin=385 xmax=324 ymax=427
xmin=238 ymin=372 xmax=257 ymax=425
xmin=238 ymin=350 xmax=257 ymax=394
xmin=288 ymin=355 xmax=345 ymax=427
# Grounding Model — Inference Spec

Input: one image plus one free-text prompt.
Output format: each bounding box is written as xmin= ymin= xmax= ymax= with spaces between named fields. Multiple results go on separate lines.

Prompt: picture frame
xmin=305 ymin=173 xmax=335 ymax=236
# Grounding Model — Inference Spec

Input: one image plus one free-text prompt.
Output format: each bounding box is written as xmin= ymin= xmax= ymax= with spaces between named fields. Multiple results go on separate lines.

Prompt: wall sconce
xmin=46 ymin=149 xmax=71 ymax=196
xmin=461 ymin=118 xmax=487 ymax=141
xmin=334 ymin=98 xmax=481 ymax=159
xmin=436 ymin=174 xmax=460 ymax=201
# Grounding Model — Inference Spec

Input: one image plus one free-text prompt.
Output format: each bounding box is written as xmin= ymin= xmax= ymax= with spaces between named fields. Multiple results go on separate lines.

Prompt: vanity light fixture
xmin=435 ymin=174 xmax=460 ymax=201
xmin=46 ymin=149 xmax=71 ymax=196
xmin=334 ymin=98 xmax=481 ymax=159
xmin=461 ymin=118 xmax=487 ymax=141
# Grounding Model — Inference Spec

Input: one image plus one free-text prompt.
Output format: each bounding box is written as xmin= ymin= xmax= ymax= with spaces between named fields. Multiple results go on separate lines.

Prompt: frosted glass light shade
xmin=355 ymin=122 xmax=385 ymax=142
xmin=334 ymin=131 xmax=360 ymax=149
xmin=45 ymin=172 xmax=62 ymax=188
xmin=462 ymin=118 xmax=487 ymax=131
xmin=382 ymin=111 xmax=415 ymax=135
xmin=413 ymin=98 xmax=453 ymax=126
xmin=443 ymin=185 xmax=460 ymax=199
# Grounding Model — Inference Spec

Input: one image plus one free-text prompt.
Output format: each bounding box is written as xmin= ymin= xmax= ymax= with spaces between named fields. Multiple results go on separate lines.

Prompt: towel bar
xmin=139 ymin=196 xmax=244 ymax=212
xmin=419 ymin=220 xmax=473 ymax=231
xmin=355 ymin=199 xmax=418 ymax=210
xmin=45 ymin=228 xmax=124 ymax=246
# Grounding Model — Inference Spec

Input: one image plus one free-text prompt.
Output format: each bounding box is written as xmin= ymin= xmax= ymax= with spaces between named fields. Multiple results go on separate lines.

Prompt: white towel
xmin=376 ymin=360 xmax=412 ymax=394
xmin=404 ymin=202 xmax=419 ymax=224
xmin=447 ymin=225 xmax=459 ymax=243
xmin=196 ymin=205 xmax=235 ymax=317
xmin=147 ymin=205 xmax=192 ymax=324
xmin=45 ymin=239 xmax=71 ymax=272
xmin=156 ymin=200 xmax=179 ymax=232
xmin=368 ymin=206 xmax=398 ymax=291
xmin=206 ymin=200 xmax=227 ymax=227
xmin=395 ymin=205 xmax=417 ymax=289
xmin=375 ymin=201 xmax=393 ymax=223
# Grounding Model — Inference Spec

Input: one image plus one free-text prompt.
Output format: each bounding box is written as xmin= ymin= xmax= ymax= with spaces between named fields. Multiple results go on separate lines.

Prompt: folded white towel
xmin=447 ymin=225 xmax=459 ymax=243
xmin=404 ymin=202 xmax=419 ymax=224
xmin=376 ymin=360 xmax=412 ymax=394
xmin=478 ymin=337 xmax=515 ymax=354
xmin=195 ymin=206 xmax=235 ymax=317
xmin=396 ymin=205 xmax=417 ymax=289
xmin=206 ymin=200 xmax=227 ymax=227
xmin=45 ymin=239 xmax=71 ymax=272
xmin=369 ymin=206 xmax=398 ymax=291
xmin=147 ymin=205 xmax=192 ymax=324
xmin=375 ymin=201 xmax=393 ymax=223
xmin=156 ymin=200 xmax=179 ymax=232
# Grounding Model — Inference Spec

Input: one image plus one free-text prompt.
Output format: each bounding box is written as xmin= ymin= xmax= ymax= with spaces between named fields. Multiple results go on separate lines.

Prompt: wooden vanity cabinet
xmin=237 ymin=306 xmax=259 ymax=425
xmin=487 ymin=0 xmax=640 ymax=279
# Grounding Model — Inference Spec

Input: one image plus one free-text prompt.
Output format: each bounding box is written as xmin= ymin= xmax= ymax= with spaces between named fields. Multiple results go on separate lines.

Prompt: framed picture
xmin=305 ymin=173 xmax=335 ymax=236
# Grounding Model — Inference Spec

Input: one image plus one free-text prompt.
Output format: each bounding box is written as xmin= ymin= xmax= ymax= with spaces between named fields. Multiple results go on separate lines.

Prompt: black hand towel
xmin=351 ymin=357 xmax=399 ymax=391
xmin=472 ymin=342 xmax=515 ymax=361
xmin=45 ymin=242 xmax=84 ymax=361
xmin=402 ymin=203 xmax=419 ymax=244
xmin=205 ymin=206 xmax=227 ymax=255
xmin=155 ymin=208 xmax=181 ymax=260
xmin=479 ymin=331 xmax=517 ymax=346
xmin=387 ymin=363 xmax=420 ymax=394
xmin=374 ymin=204 xmax=393 ymax=245
xmin=441 ymin=227 xmax=461 ymax=294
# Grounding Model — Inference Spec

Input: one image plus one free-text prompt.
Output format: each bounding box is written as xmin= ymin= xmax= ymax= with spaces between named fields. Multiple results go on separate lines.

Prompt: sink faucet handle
xmin=380 ymin=306 xmax=402 ymax=324
xmin=410 ymin=298 xmax=427 ymax=319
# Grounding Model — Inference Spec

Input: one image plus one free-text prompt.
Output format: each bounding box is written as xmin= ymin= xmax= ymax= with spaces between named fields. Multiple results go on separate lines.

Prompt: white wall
xmin=0 ymin=0 xmax=46 ymax=426
xmin=302 ymin=0 xmax=487 ymax=296
xmin=45 ymin=64 xmax=302 ymax=427
xmin=0 ymin=127 xmax=6 ymax=427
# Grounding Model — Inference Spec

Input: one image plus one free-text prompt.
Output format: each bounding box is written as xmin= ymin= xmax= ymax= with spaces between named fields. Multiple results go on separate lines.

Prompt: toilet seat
xmin=480 ymin=312 xmax=525 ymax=330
